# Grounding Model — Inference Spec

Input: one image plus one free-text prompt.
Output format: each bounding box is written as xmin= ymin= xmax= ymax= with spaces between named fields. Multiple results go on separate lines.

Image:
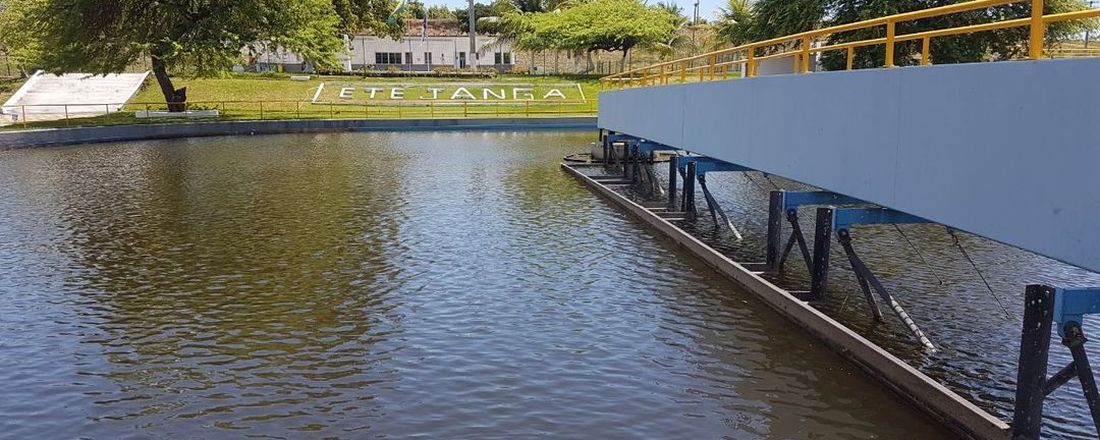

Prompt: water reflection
xmin=0 ymin=131 xmax=950 ymax=438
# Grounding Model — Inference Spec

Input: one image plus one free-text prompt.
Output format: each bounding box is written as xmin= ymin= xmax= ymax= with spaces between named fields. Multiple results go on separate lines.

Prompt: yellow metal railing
xmin=601 ymin=0 xmax=1100 ymax=89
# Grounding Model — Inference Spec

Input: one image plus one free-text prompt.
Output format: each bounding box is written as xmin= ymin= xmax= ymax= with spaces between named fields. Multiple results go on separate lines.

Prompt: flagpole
xmin=468 ymin=0 xmax=477 ymax=69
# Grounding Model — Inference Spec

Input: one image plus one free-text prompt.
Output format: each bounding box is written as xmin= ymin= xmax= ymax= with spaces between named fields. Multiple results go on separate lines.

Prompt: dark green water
xmin=0 ymin=131 xmax=951 ymax=438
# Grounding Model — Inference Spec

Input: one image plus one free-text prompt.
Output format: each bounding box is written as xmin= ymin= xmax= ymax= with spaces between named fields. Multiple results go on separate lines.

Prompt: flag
xmin=386 ymin=0 xmax=408 ymax=25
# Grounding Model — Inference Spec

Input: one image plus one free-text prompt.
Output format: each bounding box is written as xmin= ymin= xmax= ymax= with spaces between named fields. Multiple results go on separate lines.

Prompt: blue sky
xmin=428 ymin=0 xmax=727 ymax=22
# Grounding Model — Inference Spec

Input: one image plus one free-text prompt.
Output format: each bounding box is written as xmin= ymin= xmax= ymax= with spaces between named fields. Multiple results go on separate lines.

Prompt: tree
xmin=404 ymin=1 xmax=428 ymax=19
xmin=713 ymin=0 xmax=754 ymax=46
xmin=647 ymin=2 xmax=692 ymax=57
xmin=452 ymin=0 xmax=522 ymax=34
xmin=332 ymin=0 xmax=404 ymax=36
xmin=427 ymin=4 xmax=455 ymax=18
xmin=514 ymin=0 xmax=679 ymax=71
xmin=25 ymin=0 xmax=396 ymax=111
xmin=0 ymin=0 xmax=43 ymax=77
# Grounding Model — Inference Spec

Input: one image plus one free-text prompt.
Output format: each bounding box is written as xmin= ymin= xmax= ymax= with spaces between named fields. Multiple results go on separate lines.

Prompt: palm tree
xmin=713 ymin=0 xmax=755 ymax=45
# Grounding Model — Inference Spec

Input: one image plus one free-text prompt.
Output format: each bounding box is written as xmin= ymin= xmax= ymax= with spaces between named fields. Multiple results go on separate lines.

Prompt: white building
xmin=246 ymin=19 xmax=516 ymax=73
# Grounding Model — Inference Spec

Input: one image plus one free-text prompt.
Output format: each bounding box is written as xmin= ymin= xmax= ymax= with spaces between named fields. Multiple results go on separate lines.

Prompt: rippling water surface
xmin=630 ymin=163 xmax=1100 ymax=439
xmin=0 ymin=131 xmax=951 ymax=439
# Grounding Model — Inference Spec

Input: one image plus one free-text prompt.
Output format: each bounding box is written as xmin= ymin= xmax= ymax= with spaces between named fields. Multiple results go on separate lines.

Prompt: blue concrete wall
xmin=599 ymin=58 xmax=1100 ymax=273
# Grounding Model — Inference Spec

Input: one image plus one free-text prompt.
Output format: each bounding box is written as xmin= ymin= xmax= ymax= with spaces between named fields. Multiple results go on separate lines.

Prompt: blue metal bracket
xmin=606 ymin=133 xmax=633 ymax=145
xmin=607 ymin=135 xmax=676 ymax=155
xmin=631 ymin=140 xmax=674 ymax=155
xmin=832 ymin=207 xmax=930 ymax=232
xmin=675 ymin=156 xmax=753 ymax=175
xmin=1054 ymin=287 xmax=1100 ymax=336
xmin=779 ymin=191 xmax=865 ymax=213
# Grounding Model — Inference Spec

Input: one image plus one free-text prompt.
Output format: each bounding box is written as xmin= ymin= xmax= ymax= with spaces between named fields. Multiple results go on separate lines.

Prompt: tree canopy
xmin=426 ymin=4 xmax=455 ymax=19
xmin=0 ymin=0 xmax=42 ymax=77
xmin=512 ymin=0 xmax=679 ymax=69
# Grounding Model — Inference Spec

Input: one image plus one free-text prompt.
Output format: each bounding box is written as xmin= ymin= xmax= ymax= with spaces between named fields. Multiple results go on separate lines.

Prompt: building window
xmin=424 ymin=52 xmax=433 ymax=65
xmin=375 ymin=52 xmax=402 ymax=64
xmin=405 ymin=52 xmax=412 ymax=64
xmin=495 ymin=52 xmax=513 ymax=65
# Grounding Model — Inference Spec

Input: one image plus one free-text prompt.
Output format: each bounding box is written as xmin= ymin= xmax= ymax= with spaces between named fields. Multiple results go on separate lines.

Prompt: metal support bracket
xmin=673 ymin=156 xmax=752 ymax=236
xmin=807 ymin=206 xmax=936 ymax=350
xmin=766 ymin=191 xmax=864 ymax=273
xmin=1013 ymin=285 xmax=1100 ymax=439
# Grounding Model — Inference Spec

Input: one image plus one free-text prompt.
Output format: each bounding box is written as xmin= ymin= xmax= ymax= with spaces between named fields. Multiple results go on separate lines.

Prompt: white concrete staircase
xmin=1 ymin=71 xmax=150 ymax=118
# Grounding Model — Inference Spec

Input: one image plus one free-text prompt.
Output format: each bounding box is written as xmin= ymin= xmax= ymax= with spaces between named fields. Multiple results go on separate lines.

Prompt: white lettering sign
xmin=512 ymin=88 xmax=535 ymax=101
xmin=543 ymin=89 xmax=566 ymax=99
xmin=451 ymin=87 xmax=476 ymax=100
xmin=329 ymin=84 xmax=581 ymax=101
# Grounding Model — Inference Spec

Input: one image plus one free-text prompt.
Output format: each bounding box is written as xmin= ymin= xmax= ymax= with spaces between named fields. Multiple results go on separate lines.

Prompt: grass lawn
xmin=4 ymin=73 xmax=601 ymax=130
xmin=129 ymin=73 xmax=603 ymax=104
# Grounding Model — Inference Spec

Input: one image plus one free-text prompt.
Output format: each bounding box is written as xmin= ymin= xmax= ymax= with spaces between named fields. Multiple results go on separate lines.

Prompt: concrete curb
xmin=0 ymin=116 xmax=597 ymax=150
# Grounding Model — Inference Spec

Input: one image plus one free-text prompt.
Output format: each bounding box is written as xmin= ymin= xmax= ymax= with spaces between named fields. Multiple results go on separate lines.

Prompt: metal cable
xmin=742 ymin=172 xmax=770 ymax=193
xmin=947 ymin=227 xmax=1012 ymax=320
xmin=894 ymin=224 xmax=945 ymax=286
xmin=761 ymin=172 xmax=782 ymax=190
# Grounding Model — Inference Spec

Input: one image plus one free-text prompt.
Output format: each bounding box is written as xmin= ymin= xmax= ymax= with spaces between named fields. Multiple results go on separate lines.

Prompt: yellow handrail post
xmin=1030 ymin=0 xmax=1045 ymax=59
xmin=709 ymin=54 xmax=717 ymax=80
xmin=847 ymin=46 xmax=855 ymax=70
xmin=885 ymin=20 xmax=897 ymax=67
xmin=698 ymin=60 xmax=705 ymax=82
xmin=922 ymin=36 xmax=932 ymax=65
xmin=679 ymin=61 xmax=687 ymax=83
xmin=801 ymin=36 xmax=812 ymax=73
xmin=660 ymin=64 xmax=667 ymax=84
xmin=747 ymin=46 xmax=757 ymax=77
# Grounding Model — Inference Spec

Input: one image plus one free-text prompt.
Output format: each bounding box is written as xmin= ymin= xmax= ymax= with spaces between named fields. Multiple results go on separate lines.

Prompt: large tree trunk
xmin=620 ymin=49 xmax=628 ymax=72
xmin=151 ymin=58 xmax=187 ymax=112
xmin=584 ymin=50 xmax=594 ymax=74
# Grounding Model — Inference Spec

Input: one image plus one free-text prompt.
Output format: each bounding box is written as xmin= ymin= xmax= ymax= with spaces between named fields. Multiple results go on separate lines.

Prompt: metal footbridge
xmin=582 ymin=1 xmax=1100 ymax=438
